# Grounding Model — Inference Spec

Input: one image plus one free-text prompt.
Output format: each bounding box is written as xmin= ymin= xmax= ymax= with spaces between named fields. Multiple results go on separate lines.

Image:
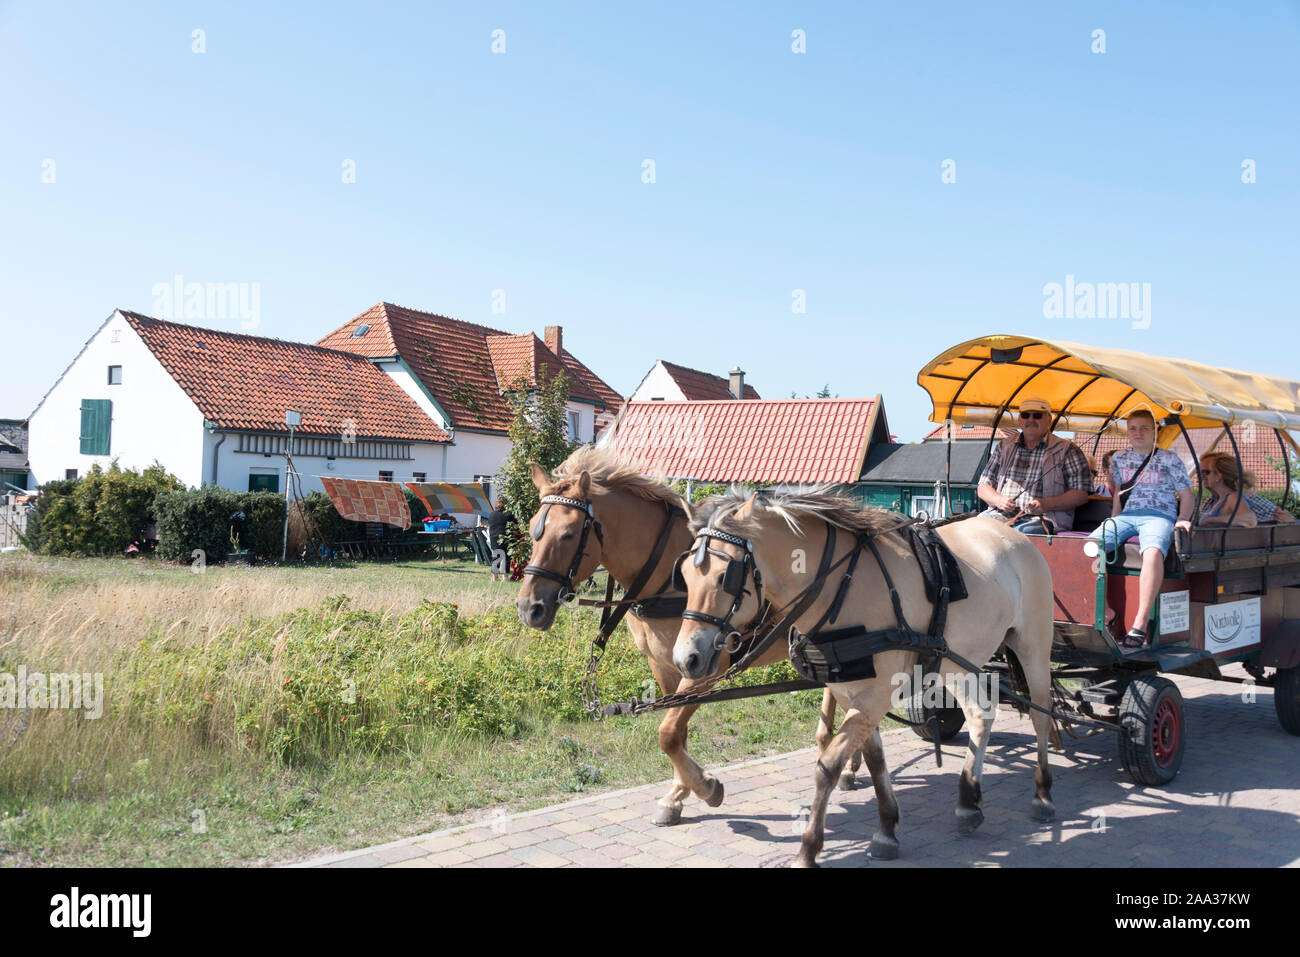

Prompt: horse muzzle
xmin=517 ymin=588 xmax=560 ymax=630
xmin=673 ymin=627 xmax=723 ymax=680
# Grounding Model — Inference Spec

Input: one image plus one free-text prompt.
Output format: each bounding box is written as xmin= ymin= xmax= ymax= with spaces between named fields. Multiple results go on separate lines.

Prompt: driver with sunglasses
xmin=975 ymin=397 xmax=1092 ymax=534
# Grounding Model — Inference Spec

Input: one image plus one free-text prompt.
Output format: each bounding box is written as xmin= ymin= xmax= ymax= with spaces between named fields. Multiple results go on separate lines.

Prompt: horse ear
xmin=736 ymin=492 xmax=759 ymax=520
xmin=530 ymin=462 xmax=552 ymax=490
xmin=576 ymin=470 xmax=591 ymax=497
xmin=681 ymin=497 xmax=695 ymax=523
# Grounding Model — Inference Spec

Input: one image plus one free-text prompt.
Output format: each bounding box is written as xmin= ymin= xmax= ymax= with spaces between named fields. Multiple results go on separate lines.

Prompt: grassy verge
xmin=0 ymin=552 xmax=839 ymax=867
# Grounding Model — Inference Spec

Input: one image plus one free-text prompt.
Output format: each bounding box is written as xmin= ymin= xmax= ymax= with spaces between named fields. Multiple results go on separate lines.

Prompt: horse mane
xmin=689 ymin=486 xmax=901 ymax=537
xmin=551 ymin=445 xmax=685 ymax=507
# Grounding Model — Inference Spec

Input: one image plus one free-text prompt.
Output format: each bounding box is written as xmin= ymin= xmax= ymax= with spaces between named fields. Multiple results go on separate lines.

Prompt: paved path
xmin=295 ymin=670 xmax=1300 ymax=868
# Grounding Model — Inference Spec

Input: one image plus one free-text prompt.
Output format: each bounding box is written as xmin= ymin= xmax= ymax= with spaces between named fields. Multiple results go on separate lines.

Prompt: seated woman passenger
xmin=1197 ymin=453 xmax=1258 ymax=528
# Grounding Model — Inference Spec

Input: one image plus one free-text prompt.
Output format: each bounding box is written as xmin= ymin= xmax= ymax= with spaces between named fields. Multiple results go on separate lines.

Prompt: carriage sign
xmin=1203 ymin=597 xmax=1260 ymax=654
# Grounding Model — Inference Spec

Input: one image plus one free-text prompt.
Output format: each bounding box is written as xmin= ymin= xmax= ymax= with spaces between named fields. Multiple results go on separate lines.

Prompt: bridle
xmin=672 ymin=527 xmax=764 ymax=651
xmin=522 ymin=494 xmax=604 ymax=602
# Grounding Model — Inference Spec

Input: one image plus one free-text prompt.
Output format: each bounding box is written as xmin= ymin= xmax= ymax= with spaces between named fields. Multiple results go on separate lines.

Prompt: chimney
xmin=544 ymin=325 xmax=563 ymax=357
xmin=728 ymin=367 xmax=745 ymax=400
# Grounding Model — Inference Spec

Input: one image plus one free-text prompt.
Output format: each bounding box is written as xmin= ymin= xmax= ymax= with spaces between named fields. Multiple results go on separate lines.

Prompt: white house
xmin=315 ymin=303 xmax=625 ymax=481
xmin=629 ymin=359 xmax=759 ymax=403
xmin=27 ymin=310 xmax=451 ymax=494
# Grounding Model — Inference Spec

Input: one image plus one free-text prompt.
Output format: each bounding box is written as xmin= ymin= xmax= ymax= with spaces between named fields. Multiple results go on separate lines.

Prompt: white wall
xmin=444 ymin=430 xmax=509 ymax=482
xmin=376 ymin=361 xmax=449 ymax=429
xmin=629 ymin=362 xmax=684 ymax=402
xmin=28 ymin=311 xmax=207 ymax=487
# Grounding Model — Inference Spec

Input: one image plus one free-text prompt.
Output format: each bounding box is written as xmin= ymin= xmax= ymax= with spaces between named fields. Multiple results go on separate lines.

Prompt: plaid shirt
xmin=978 ymin=433 xmax=1092 ymax=528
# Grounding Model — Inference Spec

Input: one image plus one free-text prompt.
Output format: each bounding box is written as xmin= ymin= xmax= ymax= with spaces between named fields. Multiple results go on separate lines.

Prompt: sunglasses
xmin=1019 ymin=411 xmax=1046 ymax=420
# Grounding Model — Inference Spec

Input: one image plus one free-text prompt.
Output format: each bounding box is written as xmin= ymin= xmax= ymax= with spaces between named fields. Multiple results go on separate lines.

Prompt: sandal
xmin=1120 ymin=630 xmax=1147 ymax=650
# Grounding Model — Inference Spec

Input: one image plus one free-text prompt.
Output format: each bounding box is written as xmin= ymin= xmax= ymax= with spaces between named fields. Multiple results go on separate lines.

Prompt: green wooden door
xmin=79 ymin=399 xmax=111 ymax=455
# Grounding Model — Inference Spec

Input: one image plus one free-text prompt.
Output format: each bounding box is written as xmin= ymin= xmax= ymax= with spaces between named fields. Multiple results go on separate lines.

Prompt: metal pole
xmin=281 ymin=423 xmax=295 ymax=562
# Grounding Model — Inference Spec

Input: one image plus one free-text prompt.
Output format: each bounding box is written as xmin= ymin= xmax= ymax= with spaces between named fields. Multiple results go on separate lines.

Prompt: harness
xmin=645 ymin=515 xmax=978 ymax=762
xmin=522 ymin=493 xmax=686 ymax=716
xmin=673 ymin=527 xmax=764 ymax=648
xmin=523 ymin=495 xmax=605 ymax=601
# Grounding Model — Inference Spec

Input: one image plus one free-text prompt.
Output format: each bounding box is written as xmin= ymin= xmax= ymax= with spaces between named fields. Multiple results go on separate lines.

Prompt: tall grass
xmin=0 ymin=552 xmax=821 ymax=864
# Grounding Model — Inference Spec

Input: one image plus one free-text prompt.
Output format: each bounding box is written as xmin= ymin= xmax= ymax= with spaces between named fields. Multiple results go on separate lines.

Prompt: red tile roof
xmin=605 ymin=398 xmax=885 ymax=484
xmin=317 ymin=303 xmax=621 ymax=433
xmin=923 ymin=424 xmax=1014 ymax=442
xmin=120 ymin=311 xmax=448 ymax=442
xmin=485 ymin=334 xmax=599 ymax=402
xmin=659 ymin=360 xmax=760 ymax=400
xmin=1078 ymin=423 xmax=1290 ymax=490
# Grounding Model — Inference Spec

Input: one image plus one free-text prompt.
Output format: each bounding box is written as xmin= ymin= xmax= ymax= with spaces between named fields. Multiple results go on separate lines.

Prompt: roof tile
xmin=120 ymin=311 xmax=448 ymax=442
xmin=317 ymin=303 xmax=621 ymax=432
xmin=606 ymin=399 xmax=879 ymax=484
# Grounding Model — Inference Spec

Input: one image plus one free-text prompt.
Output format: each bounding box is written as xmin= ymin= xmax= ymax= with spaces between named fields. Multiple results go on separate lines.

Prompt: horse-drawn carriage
xmin=916 ymin=335 xmax=1300 ymax=784
xmin=519 ymin=335 xmax=1300 ymax=865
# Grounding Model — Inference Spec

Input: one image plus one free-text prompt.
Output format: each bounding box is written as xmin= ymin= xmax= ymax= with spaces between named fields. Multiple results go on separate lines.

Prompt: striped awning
xmin=404 ymin=482 xmax=492 ymax=516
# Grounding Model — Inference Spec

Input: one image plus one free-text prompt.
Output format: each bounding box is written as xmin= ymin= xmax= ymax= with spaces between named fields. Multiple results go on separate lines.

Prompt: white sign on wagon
xmin=1203 ymin=597 xmax=1261 ymax=654
xmin=1158 ymin=590 xmax=1190 ymax=635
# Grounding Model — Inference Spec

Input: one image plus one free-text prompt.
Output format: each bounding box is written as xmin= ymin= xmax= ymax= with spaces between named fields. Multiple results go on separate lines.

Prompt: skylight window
xmin=351 ymin=324 xmax=371 ymax=338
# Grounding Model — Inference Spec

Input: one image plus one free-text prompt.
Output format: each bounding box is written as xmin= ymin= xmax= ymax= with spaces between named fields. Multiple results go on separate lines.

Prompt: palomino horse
xmin=515 ymin=447 xmax=867 ymax=826
xmin=672 ymin=488 xmax=1058 ymax=867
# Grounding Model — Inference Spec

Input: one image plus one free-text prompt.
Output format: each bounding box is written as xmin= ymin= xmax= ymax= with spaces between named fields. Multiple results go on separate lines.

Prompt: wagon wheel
xmin=1274 ymin=665 xmax=1300 ymax=735
xmin=1117 ymin=675 xmax=1185 ymax=785
xmin=904 ymin=688 xmax=966 ymax=742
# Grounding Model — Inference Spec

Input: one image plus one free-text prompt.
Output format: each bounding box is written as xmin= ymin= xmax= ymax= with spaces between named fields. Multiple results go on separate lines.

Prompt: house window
xmin=107 ymin=365 xmax=122 ymax=385
xmin=78 ymin=399 xmax=112 ymax=455
xmin=65 ymin=469 xmax=78 ymax=480
xmin=351 ymin=324 xmax=371 ymax=338
xmin=412 ymin=472 xmax=426 ymax=483
xmin=568 ymin=411 xmax=581 ymax=442
xmin=911 ymin=496 xmax=937 ymax=518
xmin=379 ymin=470 xmax=394 ymax=482
xmin=249 ymin=473 xmax=279 ymax=493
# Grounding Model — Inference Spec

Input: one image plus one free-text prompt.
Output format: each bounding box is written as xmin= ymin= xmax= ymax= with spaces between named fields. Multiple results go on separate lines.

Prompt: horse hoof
xmin=792 ymin=857 xmax=820 ymax=869
xmin=1031 ymin=797 xmax=1056 ymax=822
xmin=869 ymin=835 xmax=900 ymax=860
xmin=651 ymin=804 xmax=683 ymax=827
xmin=837 ymin=771 xmax=856 ymax=792
xmin=703 ymin=778 xmax=725 ymax=808
xmin=956 ymin=807 xmax=984 ymax=835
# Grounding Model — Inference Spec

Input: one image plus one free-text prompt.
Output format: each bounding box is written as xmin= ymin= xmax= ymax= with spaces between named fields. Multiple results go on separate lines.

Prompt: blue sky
xmin=2 ymin=1 xmax=1297 ymax=439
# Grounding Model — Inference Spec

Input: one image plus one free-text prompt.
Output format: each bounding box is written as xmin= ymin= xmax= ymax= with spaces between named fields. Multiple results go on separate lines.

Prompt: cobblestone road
xmin=295 ymin=670 xmax=1300 ymax=868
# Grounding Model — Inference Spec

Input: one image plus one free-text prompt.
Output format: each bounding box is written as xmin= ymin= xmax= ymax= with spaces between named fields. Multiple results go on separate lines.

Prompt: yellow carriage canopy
xmin=917 ymin=335 xmax=1300 ymax=449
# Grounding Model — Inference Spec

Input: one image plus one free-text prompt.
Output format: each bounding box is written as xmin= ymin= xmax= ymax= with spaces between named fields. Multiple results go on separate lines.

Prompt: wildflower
xmin=340 ymin=716 xmax=348 ymax=723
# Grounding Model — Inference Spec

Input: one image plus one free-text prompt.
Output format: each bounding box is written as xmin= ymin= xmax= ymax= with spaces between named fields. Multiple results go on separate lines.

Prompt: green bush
xmin=30 ymin=463 xmax=183 ymax=556
xmin=154 ymin=487 xmax=244 ymax=563
xmin=295 ymin=490 xmax=362 ymax=544
xmin=19 ymin=478 xmax=77 ymax=553
xmin=242 ymin=491 xmax=287 ymax=560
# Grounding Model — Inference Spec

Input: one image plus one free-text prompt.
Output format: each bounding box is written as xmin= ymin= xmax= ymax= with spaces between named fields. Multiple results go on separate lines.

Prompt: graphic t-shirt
xmin=1111 ymin=448 xmax=1191 ymax=519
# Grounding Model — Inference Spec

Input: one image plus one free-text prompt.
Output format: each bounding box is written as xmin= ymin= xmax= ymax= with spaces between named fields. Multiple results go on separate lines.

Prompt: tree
xmin=790 ymin=384 xmax=838 ymax=398
xmin=495 ymin=367 xmax=575 ymax=569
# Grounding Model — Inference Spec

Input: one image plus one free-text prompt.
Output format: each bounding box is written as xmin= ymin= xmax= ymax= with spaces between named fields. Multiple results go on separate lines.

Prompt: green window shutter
xmin=248 ymin=473 xmax=279 ymax=493
xmin=79 ymin=399 xmax=111 ymax=455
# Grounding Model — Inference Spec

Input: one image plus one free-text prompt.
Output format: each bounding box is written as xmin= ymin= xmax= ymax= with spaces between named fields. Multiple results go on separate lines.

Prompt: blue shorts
xmin=1088 ymin=509 xmax=1175 ymax=556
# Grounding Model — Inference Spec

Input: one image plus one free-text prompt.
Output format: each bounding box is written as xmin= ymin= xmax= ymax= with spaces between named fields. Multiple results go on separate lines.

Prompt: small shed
xmin=851 ymin=440 xmax=991 ymax=517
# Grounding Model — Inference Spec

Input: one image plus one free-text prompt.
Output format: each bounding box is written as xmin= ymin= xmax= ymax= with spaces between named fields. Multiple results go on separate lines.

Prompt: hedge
xmin=27 ymin=463 xmax=184 ymax=556
xmin=154 ymin=488 xmax=286 ymax=563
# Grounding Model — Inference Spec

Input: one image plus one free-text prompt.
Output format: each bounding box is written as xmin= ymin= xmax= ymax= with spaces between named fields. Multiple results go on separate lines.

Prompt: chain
xmin=580 ymin=637 xmax=609 ymax=718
